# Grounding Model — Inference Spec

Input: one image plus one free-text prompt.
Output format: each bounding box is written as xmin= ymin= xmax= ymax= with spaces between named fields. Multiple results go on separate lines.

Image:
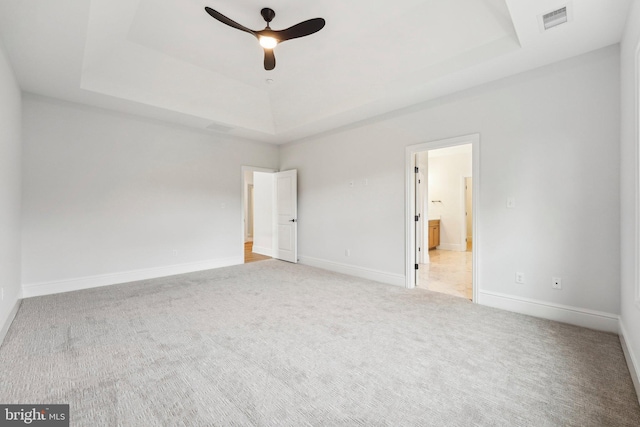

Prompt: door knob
xmin=289 ymin=219 xmax=297 ymax=222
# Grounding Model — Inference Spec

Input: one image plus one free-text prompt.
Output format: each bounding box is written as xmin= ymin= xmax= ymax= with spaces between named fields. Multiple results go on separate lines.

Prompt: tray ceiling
xmin=0 ymin=0 xmax=631 ymax=143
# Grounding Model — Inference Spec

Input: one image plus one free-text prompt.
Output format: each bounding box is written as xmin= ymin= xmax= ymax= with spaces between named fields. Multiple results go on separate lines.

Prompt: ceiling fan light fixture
xmin=259 ymin=36 xmax=278 ymax=49
xmin=204 ymin=6 xmax=326 ymax=70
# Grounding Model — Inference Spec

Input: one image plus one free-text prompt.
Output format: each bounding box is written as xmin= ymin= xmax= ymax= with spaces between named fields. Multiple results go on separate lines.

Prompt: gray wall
xmin=21 ymin=95 xmax=279 ymax=288
xmin=0 ymin=39 xmax=22 ymax=336
xmin=280 ymin=45 xmax=621 ymax=316
xmin=620 ymin=0 xmax=640 ymax=396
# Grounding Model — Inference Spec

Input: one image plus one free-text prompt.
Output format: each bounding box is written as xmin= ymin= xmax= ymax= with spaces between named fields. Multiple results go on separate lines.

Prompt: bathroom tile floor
xmin=417 ymin=249 xmax=472 ymax=300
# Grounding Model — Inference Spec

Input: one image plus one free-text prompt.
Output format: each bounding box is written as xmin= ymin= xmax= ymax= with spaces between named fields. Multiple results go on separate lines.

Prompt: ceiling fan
xmin=204 ymin=6 xmax=325 ymax=71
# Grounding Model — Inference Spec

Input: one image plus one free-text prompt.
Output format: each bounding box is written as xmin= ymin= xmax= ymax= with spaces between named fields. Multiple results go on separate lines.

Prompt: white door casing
xmin=274 ymin=169 xmax=298 ymax=263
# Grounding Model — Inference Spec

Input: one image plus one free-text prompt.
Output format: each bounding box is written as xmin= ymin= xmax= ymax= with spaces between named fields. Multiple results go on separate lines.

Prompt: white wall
xmin=280 ymin=45 xmax=621 ymax=324
xmin=280 ymin=124 xmax=406 ymax=282
xmin=0 ymin=38 xmax=22 ymax=339
xmin=427 ymin=146 xmax=472 ymax=251
xmin=620 ymin=1 xmax=640 ymax=400
xmin=21 ymin=95 xmax=278 ymax=296
xmin=253 ymin=172 xmax=274 ymax=256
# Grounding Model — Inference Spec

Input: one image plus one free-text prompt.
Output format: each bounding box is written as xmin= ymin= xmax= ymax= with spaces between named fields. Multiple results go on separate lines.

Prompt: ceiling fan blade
xmin=264 ymin=49 xmax=276 ymax=71
xmin=204 ymin=7 xmax=256 ymax=36
xmin=274 ymin=18 xmax=325 ymax=42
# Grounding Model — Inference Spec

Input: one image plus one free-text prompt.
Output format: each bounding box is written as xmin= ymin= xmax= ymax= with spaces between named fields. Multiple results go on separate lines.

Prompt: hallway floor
xmin=244 ymin=241 xmax=270 ymax=263
xmin=417 ymin=249 xmax=472 ymax=300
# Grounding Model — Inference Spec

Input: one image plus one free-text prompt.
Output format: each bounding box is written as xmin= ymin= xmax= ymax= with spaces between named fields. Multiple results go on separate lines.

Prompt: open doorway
xmin=241 ymin=167 xmax=299 ymax=264
xmin=405 ymin=134 xmax=479 ymax=301
xmin=418 ymin=145 xmax=472 ymax=299
xmin=242 ymin=166 xmax=275 ymax=263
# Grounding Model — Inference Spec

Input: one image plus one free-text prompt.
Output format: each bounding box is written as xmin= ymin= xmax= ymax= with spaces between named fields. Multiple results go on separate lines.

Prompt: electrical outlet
xmin=552 ymin=277 xmax=562 ymax=290
xmin=345 ymin=249 xmax=351 ymax=256
xmin=515 ymin=272 xmax=525 ymax=284
xmin=349 ymin=180 xmax=355 ymax=188
xmin=173 ymin=250 xmax=178 ymax=256
xmin=506 ymin=197 xmax=516 ymax=208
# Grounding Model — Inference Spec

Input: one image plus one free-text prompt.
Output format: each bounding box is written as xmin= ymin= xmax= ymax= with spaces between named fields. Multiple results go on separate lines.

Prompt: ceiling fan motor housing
xmin=261 ymin=8 xmax=276 ymax=23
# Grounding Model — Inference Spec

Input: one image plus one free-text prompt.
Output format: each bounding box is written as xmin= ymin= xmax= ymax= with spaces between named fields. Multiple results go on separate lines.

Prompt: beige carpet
xmin=1 ymin=260 xmax=639 ymax=426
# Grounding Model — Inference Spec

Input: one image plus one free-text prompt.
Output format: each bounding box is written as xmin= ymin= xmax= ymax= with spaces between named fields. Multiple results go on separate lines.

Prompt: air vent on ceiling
xmin=543 ymin=7 xmax=567 ymax=29
xmin=538 ymin=3 xmax=572 ymax=32
xmin=205 ymin=122 xmax=233 ymax=133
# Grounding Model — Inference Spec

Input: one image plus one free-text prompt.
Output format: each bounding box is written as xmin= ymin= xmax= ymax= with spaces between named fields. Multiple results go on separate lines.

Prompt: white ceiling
xmin=0 ymin=0 xmax=631 ymax=144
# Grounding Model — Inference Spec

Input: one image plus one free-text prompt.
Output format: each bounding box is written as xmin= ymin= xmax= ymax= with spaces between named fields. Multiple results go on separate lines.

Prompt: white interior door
xmin=414 ymin=163 xmax=420 ymax=282
xmin=417 ymin=169 xmax=425 ymax=263
xmin=274 ymin=169 xmax=297 ymax=263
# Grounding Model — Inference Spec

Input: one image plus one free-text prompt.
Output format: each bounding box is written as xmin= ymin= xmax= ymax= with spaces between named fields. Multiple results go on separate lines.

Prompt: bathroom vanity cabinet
xmin=428 ymin=219 xmax=440 ymax=250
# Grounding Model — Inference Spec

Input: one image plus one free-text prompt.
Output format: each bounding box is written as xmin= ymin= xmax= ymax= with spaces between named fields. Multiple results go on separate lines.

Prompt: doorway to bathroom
xmin=405 ymin=134 xmax=478 ymax=301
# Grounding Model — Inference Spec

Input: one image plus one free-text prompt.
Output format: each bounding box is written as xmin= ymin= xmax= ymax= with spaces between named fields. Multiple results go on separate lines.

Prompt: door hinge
xmin=415 ymin=215 xmax=419 ymax=222
xmin=415 ymin=264 xmax=419 ymax=270
xmin=414 ymin=167 xmax=419 ymax=173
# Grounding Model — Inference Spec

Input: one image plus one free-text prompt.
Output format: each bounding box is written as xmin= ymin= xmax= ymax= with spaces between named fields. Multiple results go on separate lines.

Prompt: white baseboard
xmin=252 ymin=245 xmax=273 ymax=257
xmin=477 ymin=290 xmax=619 ymax=333
xmin=620 ymin=320 xmax=640 ymax=405
xmin=0 ymin=298 xmax=21 ymax=346
xmin=22 ymin=256 xmax=243 ymax=298
xmin=298 ymin=256 xmax=405 ymax=287
xmin=436 ymin=243 xmax=466 ymax=252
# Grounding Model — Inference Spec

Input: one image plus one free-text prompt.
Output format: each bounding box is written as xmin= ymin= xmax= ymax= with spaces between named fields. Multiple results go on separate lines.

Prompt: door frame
xmin=405 ymin=134 xmax=480 ymax=302
xmin=241 ymin=166 xmax=277 ymax=262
